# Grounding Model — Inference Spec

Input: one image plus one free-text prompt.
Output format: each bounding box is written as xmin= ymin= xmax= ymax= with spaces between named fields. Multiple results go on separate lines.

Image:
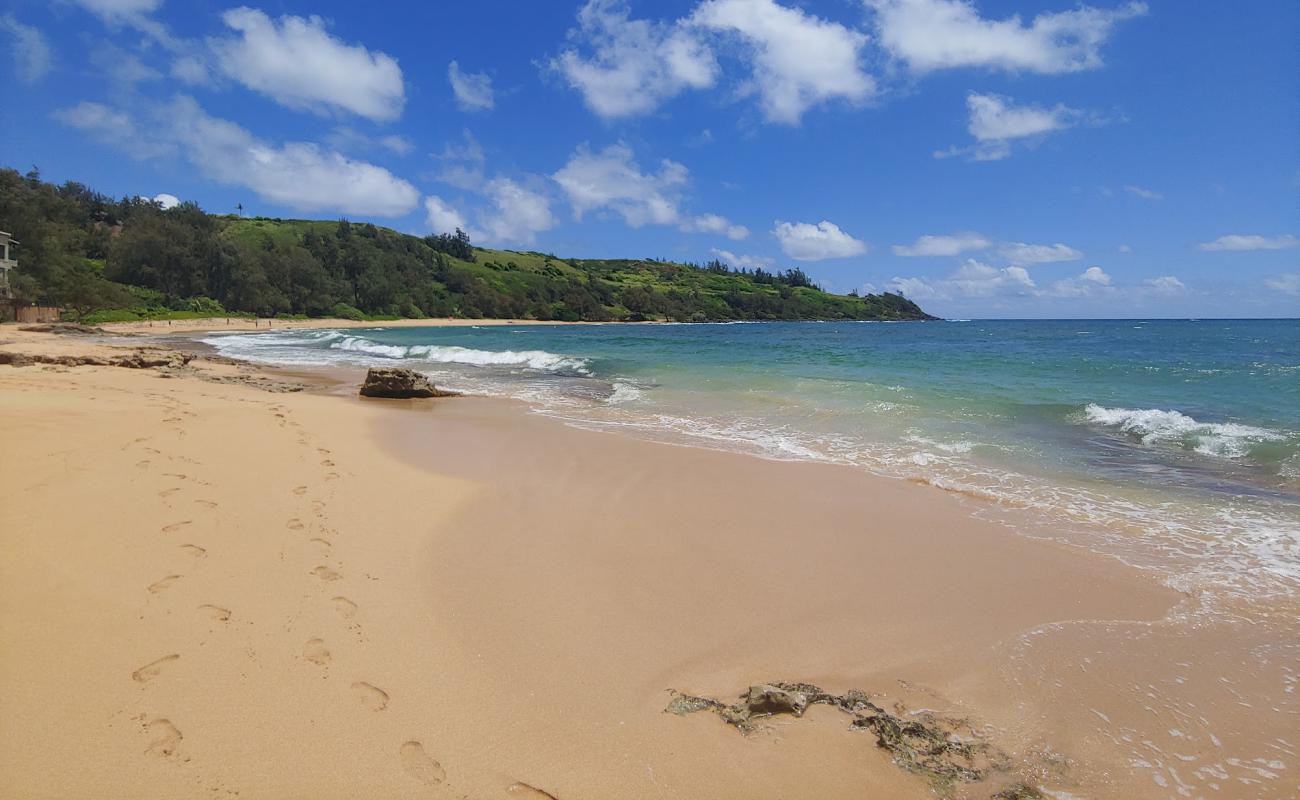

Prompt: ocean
xmin=204 ymin=318 xmax=1300 ymax=601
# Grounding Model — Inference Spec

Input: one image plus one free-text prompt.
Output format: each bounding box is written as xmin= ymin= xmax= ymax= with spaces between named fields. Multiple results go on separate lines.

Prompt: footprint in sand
xmin=193 ymin=499 xmax=218 ymax=509
xmin=180 ymin=544 xmax=207 ymax=558
xmin=136 ymin=459 xmax=152 ymax=469
xmin=311 ymin=566 xmax=341 ymax=582
xmin=330 ymin=596 xmax=358 ymax=619
xmin=508 ymin=782 xmax=560 ymax=799
xmin=148 ymin=575 xmax=182 ymax=593
xmin=320 ymin=459 xmax=335 ymax=467
xmin=161 ymin=520 xmax=192 ymax=533
xmin=158 ymin=487 xmax=181 ymax=498
xmin=309 ymin=538 xmax=332 ymax=552
xmin=292 ymin=486 xmax=307 ymax=496
xmin=143 ymin=718 xmax=183 ymax=758
xmin=132 ymin=654 xmax=180 ymax=683
xmin=197 ymin=604 xmax=231 ymax=622
xmin=351 ymin=682 xmax=389 ymax=711
xmin=303 ymin=638 xmax=331 ymax=665
xmin=399 ymin=741 xmax=445 ymax=785
xmin=162 ymin=473 xmax=188 ymax=481
xmin=286 ymin=519 xmax=304 ymax=531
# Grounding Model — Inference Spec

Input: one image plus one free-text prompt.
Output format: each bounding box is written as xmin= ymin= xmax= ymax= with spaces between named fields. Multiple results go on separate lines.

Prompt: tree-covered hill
xmin=0 ymin=168 xmax=935 ymax=323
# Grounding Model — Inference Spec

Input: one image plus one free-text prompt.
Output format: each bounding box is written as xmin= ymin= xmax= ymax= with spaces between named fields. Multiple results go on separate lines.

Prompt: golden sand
xmin=1 ymin=325 xmax=1293 ymax=799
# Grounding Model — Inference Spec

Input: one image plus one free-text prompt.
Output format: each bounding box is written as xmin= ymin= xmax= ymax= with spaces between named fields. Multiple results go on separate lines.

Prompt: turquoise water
xmin=206 ymin=319 xmax=1300 ymax=597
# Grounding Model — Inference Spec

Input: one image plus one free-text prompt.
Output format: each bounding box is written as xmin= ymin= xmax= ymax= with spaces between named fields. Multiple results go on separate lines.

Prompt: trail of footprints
xmin=127 ymin=399 xmax=455 ymax=794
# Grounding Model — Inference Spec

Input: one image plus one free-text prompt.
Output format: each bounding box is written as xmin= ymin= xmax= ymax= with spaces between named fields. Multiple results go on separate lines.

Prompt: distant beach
xmin=1 ymin=321 xmax=1296 ymax=799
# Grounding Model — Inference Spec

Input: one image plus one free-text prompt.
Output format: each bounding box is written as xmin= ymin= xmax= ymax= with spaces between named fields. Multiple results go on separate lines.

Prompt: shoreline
xmin=1 ymin=326 xmax=1294 ymax=799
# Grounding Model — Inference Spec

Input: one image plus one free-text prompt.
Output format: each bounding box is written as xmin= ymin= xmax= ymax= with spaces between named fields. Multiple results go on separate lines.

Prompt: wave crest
xmin=1084 ymin=403 xmax=1285 ymax=459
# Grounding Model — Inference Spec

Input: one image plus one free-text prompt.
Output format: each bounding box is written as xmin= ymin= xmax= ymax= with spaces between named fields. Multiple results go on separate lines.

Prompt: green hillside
xmin=0 ymin=168 xmax=935 ymax=323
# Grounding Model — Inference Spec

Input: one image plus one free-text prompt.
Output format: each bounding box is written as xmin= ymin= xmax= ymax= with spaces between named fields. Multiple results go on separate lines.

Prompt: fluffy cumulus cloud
xmin=551 ymin=0 xmax=717 ymax=119
xmin=424 ymin=196 xmax=468 ymax=235
xmin=892 ymin=231 xmax=990 ymax=256
xmin=552 ymin=142 xmax=687 ymax=226
xmin=1143 ymin=275 xmax=1186 ymax=294
xmin=0 ymin=14 xmax=52 ymax=84
xmin=1198 ymin=234 xmax=1298 ymax=252
xmin=1048 ymin=265 xmax=1112 ymax=297
xmin=425 ymin=181 xmax=556 ymax=246
xmin=999 ymin=240 xmax=1083 ymax=264
xmin=152 ymin=193 xmax=180 ymax=209
xmin=772 ymin=220 xmax=867 ymax=261
xmin=211 ymin=8 xmax=405 ymax=122
xmin=476 ymin=178 xmax=557 ymax=245
xmin=448 ymin=61 xmax=495 ymax=112
xmin=682 ymin=213 xmax=749 ymax=240
xmin=711 ymin=248 xmax=774 ymax=269
xmin=56 ymin=96 xmax=419 ymax=217
xmin=866 ymin=0 xmax=1147 ymax=74
xmin=890 ymin=259 xmax=1036 ymax=300
xmin=691 ymin=0 xmax=874 ymax=124
xmin=938 ymin=92 xmax=1081 ymax=160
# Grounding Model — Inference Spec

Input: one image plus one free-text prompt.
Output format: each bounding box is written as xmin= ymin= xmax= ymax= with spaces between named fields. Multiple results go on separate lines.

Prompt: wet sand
xmin=0 ymin=326 xmax=1294 ymax=799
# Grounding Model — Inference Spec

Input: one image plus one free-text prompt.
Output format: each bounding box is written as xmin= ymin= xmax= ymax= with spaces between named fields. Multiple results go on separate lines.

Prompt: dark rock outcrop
xmin=667 ymin=681 xmax=1026 ymax=792
xmin=0 ymin=348 xmax=192 ymax=369
xmin=358 ymin=367 xmax=457 ymax=399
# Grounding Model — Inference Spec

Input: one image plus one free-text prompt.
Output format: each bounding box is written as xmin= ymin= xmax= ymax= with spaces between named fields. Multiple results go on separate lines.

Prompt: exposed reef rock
xmin=18 ymin=323 xmax=110 ymax=335
xmin=0 ymin=348 xmax=192 ymax=369
xmin=667 ymin=682 xmax=1035 ymax=795
xmin=359 ymin=367 xmax=458 ymax=399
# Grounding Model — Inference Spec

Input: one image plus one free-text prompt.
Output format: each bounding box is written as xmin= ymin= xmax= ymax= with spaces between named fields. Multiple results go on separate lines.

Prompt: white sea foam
xmin=1085 ymin=404 xmax=1286 ymax=459
xmin=402 ymin=344 xmax=590 ymax=373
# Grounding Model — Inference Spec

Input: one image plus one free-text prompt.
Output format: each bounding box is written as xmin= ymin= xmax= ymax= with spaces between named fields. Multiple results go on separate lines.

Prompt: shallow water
xmin=204 ymin=319 xmax=1300 ymax=601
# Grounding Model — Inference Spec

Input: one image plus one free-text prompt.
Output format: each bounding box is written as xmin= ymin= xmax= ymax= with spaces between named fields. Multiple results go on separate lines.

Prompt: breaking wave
xmin=1084 ymin=403 xmax=1286 ymax=459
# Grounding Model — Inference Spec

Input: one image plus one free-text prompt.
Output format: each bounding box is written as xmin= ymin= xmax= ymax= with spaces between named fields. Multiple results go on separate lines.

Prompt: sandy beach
xmin=1 ymin=324 xmax=1295 ymax=800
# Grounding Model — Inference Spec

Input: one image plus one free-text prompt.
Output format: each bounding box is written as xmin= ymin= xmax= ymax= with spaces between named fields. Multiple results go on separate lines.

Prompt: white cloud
xmin=552 ymin=142 xmax=687 ymax=226
xmin=1048 ymin=265 xmax=1113 ymax=297
xmin=434 ymin=129 xmax=487 ymax=190
xmin=170 ymin=55 xmax=212 ymax=85
xmin=53 ymin=101 xmax=173 ymax=159
xmin=892 ymin=231 xmax=990 ymax=256
xmin=867 ymin=0 xmax=1147 ymax=74
xmin=153 ymin=193 xmax=180 ymax=209
xmin=773 ymin=220 xmax=867 ymax=261
xmin=0 ymin=14 xmax=52 ymax=84
xmin=448 ymin=61 xmax=495 ymax=112
xmin=475 ymin=178 xmax=556 ymax=245
xmin=710 ymin=248 xmax=774 ymax=269
xmin=327 ymin=127 xmax=413 ymax=156
xmin=57 ymin=96 xmax=419 ymax=217
xmin=427 ymin=180 xmax=556 ymax=246
xmin=1198 ymin=234 xmax=1298 ymax=252
xmin=938 ymin=92 xmax=1080 ymax=161
xmin=1264 ymin=274 xmax=1300 ymax=296
xmin=424 ymin=196 xmax=468 ymax=235
xmin=683 ymin=213 xmax=749 ymax=240
xmin=889 ymin=258 xmax=1037 ymax=300
xmin=999 ymin=240 xmax=1083 ymax=264
xmin=551 ymin=0 xmax=717 ymax=118
xmin=1117 ymin=243 xmax=1132 ymax=253
xmin=71 ymin=0 xmax=163 ymax=15
xmin=691 ymin=0 xmax=874 ymax=124
xmin=211 ymin=8 xmax=405 ymax=122
xmin=1125 ymin=184 xmax=1162 ymax=200
xmin=1143 ymin=275 xmax=1186 ymax=294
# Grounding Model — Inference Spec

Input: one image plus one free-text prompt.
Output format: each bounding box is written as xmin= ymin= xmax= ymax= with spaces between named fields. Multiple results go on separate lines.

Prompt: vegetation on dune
xmin=0 ymin=168 xmax=935 ymax=323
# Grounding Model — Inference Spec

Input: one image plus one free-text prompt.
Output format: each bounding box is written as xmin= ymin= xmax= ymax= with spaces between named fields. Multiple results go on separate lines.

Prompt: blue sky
xmin=2 ymin=0 xmax=1297 ymax=318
